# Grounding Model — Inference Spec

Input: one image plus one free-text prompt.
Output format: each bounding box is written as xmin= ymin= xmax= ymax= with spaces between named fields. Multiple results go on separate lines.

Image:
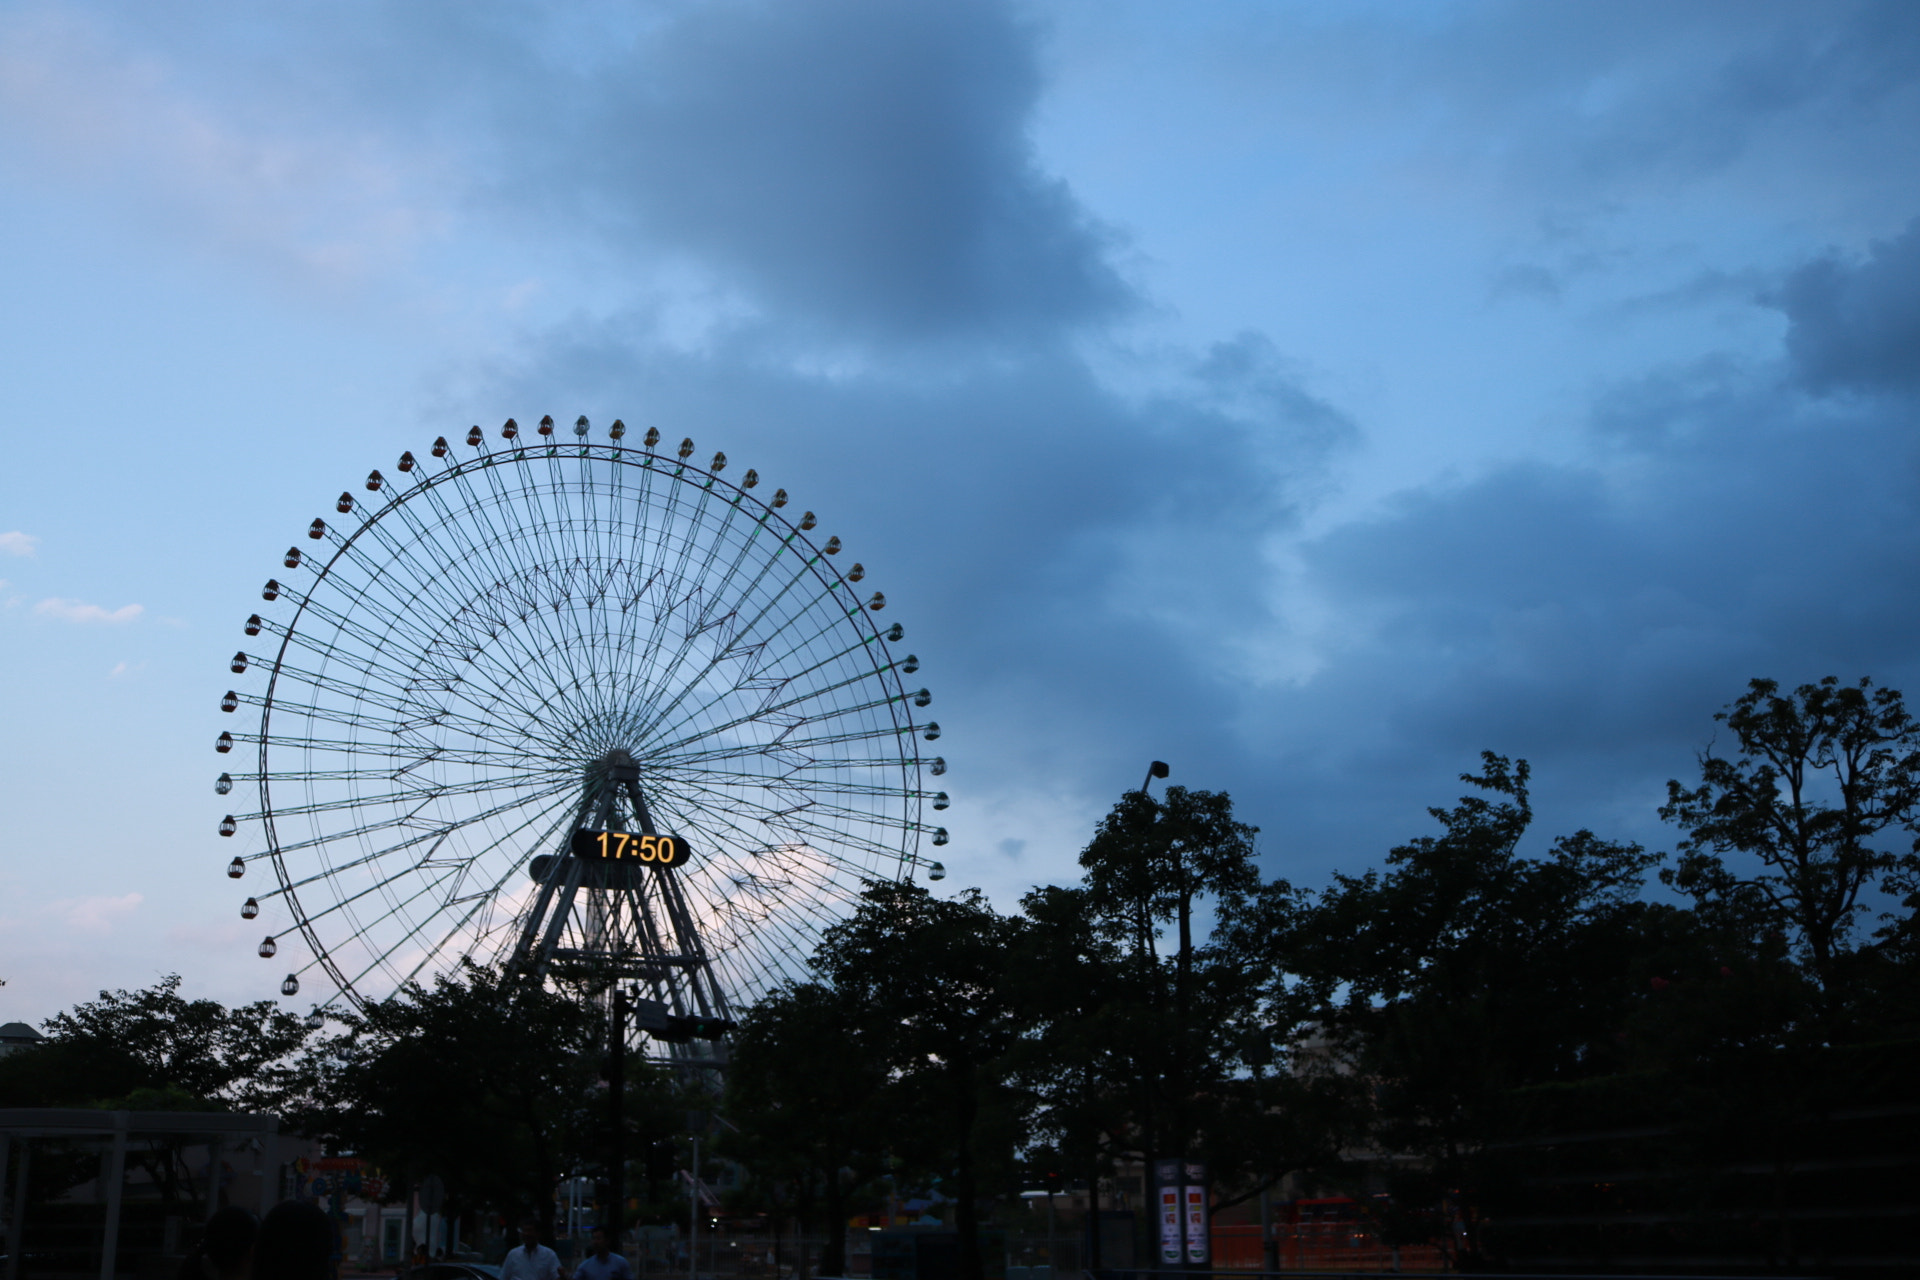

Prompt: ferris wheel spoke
xmin=623 ymin=509 xmax=822 ymax=737
xmin=560 ymin=450 xmax=641 ymax=703
xmin=758 ymin=809 xmax=927 ymax=869
xmin=254 ymin=623 xmax=459 ymax=709
xmin=245 ymin=733 xmax=563 ymax=774
xmin=717 ymin=573 xmax=889 ymax=694
xmin=272 ymin=850 xmax=466 ymax=931
xmin=630 ymin=541 xmax=849 ymax=736
xmin=691 ymin=863 xmax=864 ymax=964
xmin=374 ymin=464 xmax=587 ymax=686
xmin=397 ymin=798 xmax=582 ymax=986
xmin=263 ymin=798 xmax=459 ymax=859
xmin=743 ymin=667 xmax=920 ymax=730
xmin=383 ymin=455 xmax=551 ymax=612
xmin=647 ymin=783 xmax=899 ymax=886
xmin=667 ymin=764 xmax=942 ymax=805
xmin=234 ymin=685 xmax=456 ymax=741
xmin=317 ymin=509 xmax=521 ymax=674
xmin=258 ymin=575 xmax=460 ymax=690
xmin=235 ymin=770 xmax=563 ymax=823
xmin=265 ymin=778 xmax=572 ymax=876
xmin=655 ymin=770 xmax=918 ymax=840
xmin=616 ymin=482 xmax=776 ymax=723
xmin=446 ymin=461 xmax=609 ymax=674
xmin=321 ymin=790 xmax=573 ymax=994
xmin=626 ymin=459 xmax=725 ymax=681
xmin=652 ymin=718 xmax=917 ymax=769
xmin=636 ymin=608 xmax=900 ymax=758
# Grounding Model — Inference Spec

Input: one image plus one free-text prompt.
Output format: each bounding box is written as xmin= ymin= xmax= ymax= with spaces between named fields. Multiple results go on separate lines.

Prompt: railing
xmin=1090 ymin=1271 xmax=1835 ymax=1280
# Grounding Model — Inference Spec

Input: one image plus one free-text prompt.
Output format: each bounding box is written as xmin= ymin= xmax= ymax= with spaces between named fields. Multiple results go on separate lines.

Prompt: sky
xmin=2 ymin=0 xmax=1919 ymax=1020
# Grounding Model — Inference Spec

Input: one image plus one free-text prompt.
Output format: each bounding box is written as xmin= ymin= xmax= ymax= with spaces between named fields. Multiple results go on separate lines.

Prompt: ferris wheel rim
xmin=224 ymin=427 xmax=943 ymax=1013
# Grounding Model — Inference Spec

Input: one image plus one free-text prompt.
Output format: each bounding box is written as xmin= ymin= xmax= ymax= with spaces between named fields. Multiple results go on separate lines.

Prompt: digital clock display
xmin=569 ymin=828 xmax=692 ymax=867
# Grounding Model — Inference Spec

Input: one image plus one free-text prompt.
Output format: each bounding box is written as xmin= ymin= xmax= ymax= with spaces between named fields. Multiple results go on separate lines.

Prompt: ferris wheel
xmin=214 ymin=415 xmax=948 ymax=1037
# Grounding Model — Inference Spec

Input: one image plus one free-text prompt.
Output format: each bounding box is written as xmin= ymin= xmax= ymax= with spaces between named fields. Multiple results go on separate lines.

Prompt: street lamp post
xmin=610 ymin=988 xmax=627 ymax=1241
xmin=1088 ymin=762 xmax=1171 ymax=1276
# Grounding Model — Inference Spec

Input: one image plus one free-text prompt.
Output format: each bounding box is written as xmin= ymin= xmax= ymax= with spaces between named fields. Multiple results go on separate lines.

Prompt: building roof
xmin=0 ymin=1021 xmax=45 ymax=1044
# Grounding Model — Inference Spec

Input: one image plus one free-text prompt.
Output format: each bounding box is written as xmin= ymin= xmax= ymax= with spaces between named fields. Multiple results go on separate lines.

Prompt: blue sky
xmin=3 ymin=0 xmax=1918 ymax=1018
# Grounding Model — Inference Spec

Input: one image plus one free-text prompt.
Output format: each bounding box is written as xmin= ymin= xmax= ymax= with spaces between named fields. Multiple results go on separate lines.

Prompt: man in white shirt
xmin=501 ymin=1218 xmax=562 ymax=1280
xmin=573 ymin=1226 xmax=631 ymax=1280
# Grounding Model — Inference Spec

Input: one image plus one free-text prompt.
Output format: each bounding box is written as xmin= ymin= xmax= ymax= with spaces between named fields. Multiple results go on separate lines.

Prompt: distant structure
xmin=0 ymin=1021 xmax=43 ymax=1057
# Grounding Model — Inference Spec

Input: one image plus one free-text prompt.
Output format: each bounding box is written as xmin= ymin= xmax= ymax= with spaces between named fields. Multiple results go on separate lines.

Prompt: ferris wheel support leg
xmin=653 ymin=868 xmax=729 ymax=1021
xmin=529 ymin=859 xmax=587 ymax=978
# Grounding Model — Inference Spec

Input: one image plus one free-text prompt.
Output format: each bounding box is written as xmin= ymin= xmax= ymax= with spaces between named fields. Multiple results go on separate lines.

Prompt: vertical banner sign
xmin=1154 ymin=1159 xmax=1183 ymax=1265
xmin=1183 ymin=1161 xmax=1209 ymax=1266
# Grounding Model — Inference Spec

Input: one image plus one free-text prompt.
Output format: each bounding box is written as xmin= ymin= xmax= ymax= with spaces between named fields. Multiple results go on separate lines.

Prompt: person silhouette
xmin=254 ymin=1201 xmax=336 ymax=1280
xmin=173 ymin=1206 xmax=257 ymax=1280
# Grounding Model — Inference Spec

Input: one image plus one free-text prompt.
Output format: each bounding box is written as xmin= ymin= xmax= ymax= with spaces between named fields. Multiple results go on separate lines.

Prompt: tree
xmin=722 ymin=982 xmax=891 ymax=1277
xmin=0 ymin=974 xmax=310 ymax=1111
xmin=0 ymin=975 xmax=315 ymax=1210
xmin=994 ymin=776 xmax=1316 ymax=1280
xmin=1079 ymin=785 xmax=1261 ymax=981
xmin=307 ymin=962 xmax=613 ymax=1230
xmin=1003 ymin=883 xmax=1132 ymax=1258
xmin=811 ymin=882 xmax=1024 ymax=1280
xmin=1661 ymin=676 xmax=1920 ymax=1002
xmin=1276 ymin=754 xmax=1660 ymax=1265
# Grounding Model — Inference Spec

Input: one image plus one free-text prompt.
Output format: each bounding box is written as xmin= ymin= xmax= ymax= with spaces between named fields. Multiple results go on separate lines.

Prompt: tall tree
xmin=1079 ymin=785 xmax=1261 ymax=979
xmin=1010 ymin=777 xmax=1298 ymax=1272
xmin=0 ymin=974 xmax=310 ymax=1111
xmin=1004 ymin=883 xmax=1132 ymax=1255
xmin=306 ymin=962 xmax=609 ymax=1229
xmin=1278 ymin=754 xmax=1660 ymax=1264
xmin=1661 ymin=676 xmax=1920 ymax=1001
xmin=812 ymin=882 xmax=1023 ymax=1280
xmin=722 ymin=981 xmax=891 ymax=1277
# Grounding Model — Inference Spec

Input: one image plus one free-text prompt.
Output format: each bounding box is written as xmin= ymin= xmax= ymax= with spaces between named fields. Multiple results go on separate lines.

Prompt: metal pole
xmin=1259 ymin=1187 xmax=1276 ymax=1274
xmin=5 ymin=1139 xmax=29 ymax=1280
xmin=400 ymin=1178 xmax=413 ymax=1268
xmin=611 ymin=989 xmax=627 ymax=1239
xmin=1045 ymin=1191 xmax=1055 ymax=1279
xmin=1084 ymin=1158 xmax=1100 ymax=1274
xmin=258 ymin=1124 xmax=278 ymax=1220
xmin=688 ymin=1137 xmax=699 ymax=1280
xmin=99 ymin=1112 xmax=128 ymax=1280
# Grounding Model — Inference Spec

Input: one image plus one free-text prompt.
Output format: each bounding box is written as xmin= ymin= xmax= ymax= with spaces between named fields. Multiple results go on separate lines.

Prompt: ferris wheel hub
xmin=598 ymin=747 xmax=641 ymax=783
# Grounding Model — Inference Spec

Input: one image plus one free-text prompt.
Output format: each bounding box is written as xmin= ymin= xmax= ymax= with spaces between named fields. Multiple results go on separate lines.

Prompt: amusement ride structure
xmin=214 ymin=415 xmax=947 ymax=1059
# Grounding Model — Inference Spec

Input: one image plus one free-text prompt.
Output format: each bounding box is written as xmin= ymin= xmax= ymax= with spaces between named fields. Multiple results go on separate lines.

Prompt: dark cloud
xmin=1246 ymin=322 xmax=1920 ymax=870
xmin=553 ymin=0 xmax=1132 ymax=343
xmin=1436 ymin=0 xmax=1920 ymax=194
xmin=462 ymin=3 xmax=1920 ymax=889
xmin=1778 ymin=217 xmax=1920 ymax=393
xmin=481 ymin=316 xmax=1353 ymax=810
